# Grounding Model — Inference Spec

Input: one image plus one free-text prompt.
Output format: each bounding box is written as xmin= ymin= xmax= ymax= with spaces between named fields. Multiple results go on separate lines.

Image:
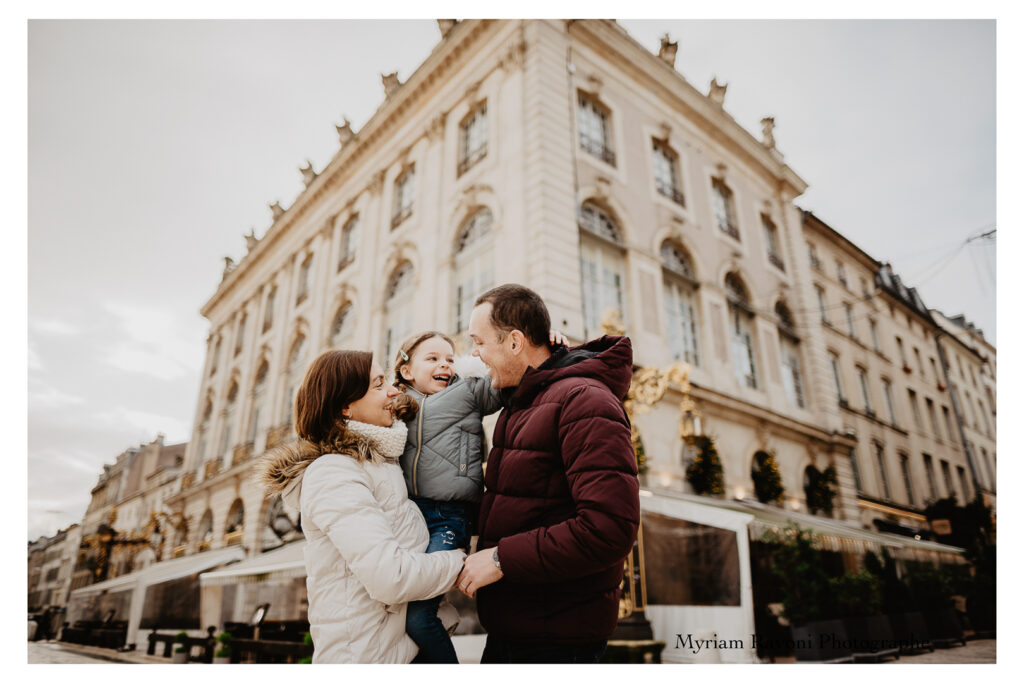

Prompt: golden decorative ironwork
xmin=204 ymin=459 xmax=221 ymax=479
xmin=232 ymin=442 xmax=253 ymax=467
xmin=180 ymin=471 xmax=195 ymax=490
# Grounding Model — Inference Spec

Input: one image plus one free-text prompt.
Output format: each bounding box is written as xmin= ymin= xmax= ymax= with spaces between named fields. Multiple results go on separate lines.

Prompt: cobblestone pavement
xmin=27 ymin=641 xmax=164 ymax=664
xmin=889 ymin=638 xmax=995 ymax=664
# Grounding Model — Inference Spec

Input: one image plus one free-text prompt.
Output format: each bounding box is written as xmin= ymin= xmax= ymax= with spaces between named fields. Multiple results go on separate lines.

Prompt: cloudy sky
xmin=26 ymin=19 xmax=996 ymax=540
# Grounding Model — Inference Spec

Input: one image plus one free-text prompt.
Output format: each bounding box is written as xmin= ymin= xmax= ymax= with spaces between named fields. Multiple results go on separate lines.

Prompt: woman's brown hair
xmin=294 ymin=349 xmax=373 ymax=446
xmin=390 ymin=331 xmax=454 ymax=421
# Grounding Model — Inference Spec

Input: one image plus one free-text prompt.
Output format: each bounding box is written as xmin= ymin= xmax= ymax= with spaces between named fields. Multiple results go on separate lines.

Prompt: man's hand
xmin=456 ymin=548 xmax=503 ymax=597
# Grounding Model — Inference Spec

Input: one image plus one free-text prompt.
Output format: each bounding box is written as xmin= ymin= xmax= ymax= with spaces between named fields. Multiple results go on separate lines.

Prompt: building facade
xmin=34 ymin=19 xmax=993 ymax=659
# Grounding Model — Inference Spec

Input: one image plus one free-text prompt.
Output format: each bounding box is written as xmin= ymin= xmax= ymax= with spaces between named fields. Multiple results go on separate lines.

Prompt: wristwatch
xmin=492 ymin=548 xmax=502 ymax=572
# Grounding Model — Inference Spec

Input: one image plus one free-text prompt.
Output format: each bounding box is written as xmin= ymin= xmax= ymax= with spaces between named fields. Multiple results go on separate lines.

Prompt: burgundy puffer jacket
xmin=475 ymin=335 xmax=639 ymax=643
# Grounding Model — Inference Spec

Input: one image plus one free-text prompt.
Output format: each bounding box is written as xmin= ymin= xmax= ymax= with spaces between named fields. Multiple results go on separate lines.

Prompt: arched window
xmin=578 ymin=202 xmax=625 ymax=338
xmin=197 ymin=510 xmax=214 ymax=551
xmin=282 ymin=335 xmax=307 ymax=430
xmin=217 ymin=381 xmax=239 ymax=460
xmin=248 ymin=361 xmax=269 ymax=447
xmin=775 ymin=301 xmax=804 ymax=408
xmin=725 ymin=273 xmax=758 ymax=389
xmin=224 ymin=499 xmax=244 ymax=544
xmin=262 ymin=495 xmax=301 ymax=551
xmin=234 ymin=313 xmax=247 ymax=357
xmin=329 ymin=303 xmax=355 ymax=349
xmin=454 ymin=209 xmax=495 ymax=332
xmin=661 ymin=241 xmax=699 ymax=365
xmin=384 ymin=263 xmax=415 ymax=365
xmin=196 ymin=400 xmax=213 ymax=464
xmin=338 ymin=215 xmax=359 ymax=271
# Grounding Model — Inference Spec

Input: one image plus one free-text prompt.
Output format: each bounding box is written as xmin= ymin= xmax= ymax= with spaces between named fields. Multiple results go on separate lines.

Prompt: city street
xmin=28 ymin=638 xmax=995 ymax=664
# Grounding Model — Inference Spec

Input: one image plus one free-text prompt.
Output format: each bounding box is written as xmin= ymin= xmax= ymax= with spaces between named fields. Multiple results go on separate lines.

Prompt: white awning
xmin=642 ymin=487 xmax=965 ymax=563
xmin=70 ymin=545 xmax=245 ymax=597
xmin=200 ymin=540 xmax=306 ymax=586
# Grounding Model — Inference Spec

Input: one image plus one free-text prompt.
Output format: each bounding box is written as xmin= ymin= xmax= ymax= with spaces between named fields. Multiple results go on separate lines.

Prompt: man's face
xmin=469 ymin=303 xmax=519 ymax=389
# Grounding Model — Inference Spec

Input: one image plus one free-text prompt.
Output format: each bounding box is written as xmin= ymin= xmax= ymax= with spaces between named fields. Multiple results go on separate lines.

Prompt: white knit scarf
xmin=344 ymin=419 xmax=408 ymax=461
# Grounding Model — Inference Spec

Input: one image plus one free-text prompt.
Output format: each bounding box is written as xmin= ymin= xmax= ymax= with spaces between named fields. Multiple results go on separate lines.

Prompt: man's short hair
xmin=475 ymin=284 xmax=551 ymax=347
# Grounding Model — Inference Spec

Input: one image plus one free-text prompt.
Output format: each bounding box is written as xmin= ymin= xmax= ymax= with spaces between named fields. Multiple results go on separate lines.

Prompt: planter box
xmin=213 ymin=656 xmax=231 ymax=664
xmin=844 ymin=615 xmax=900 ymax=662
xmin=924 ymin=608 xmax=966 ymax=648
xmin=171 ymin=650 xmax=188 ymax=663
xmin=790 ymin=619 xmax=854 ymax=662
xmin=888 ymin=611 xmax=933 ymax=654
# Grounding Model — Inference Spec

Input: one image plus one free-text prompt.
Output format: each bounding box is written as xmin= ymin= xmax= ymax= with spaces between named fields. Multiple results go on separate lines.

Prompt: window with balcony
xmin=874 ymin=441 xmax=891 ymax=500
xmin=925 ymin=397 xmax=941 ymax=440
xmin=882 ymin=378 xmax=897 ymax=426
xmin=711 ymin=178 xmax=739 ymax=240
xmin=662 ymin=241 xmax=700 ymax=365
xmin=391 ymin=165 xmax=415 ymax=228
xmin=384 ymin=262 xmax=415 ymax=364
xmin=808 ymin=241 xmax=821 ymax=270
xmin=849 ymin=448 xmax=863 ymax=493
xmin=652 ymin=139 xmax=685 ymax=206
xmin=579 ymin=202 xmax=626 ymax=339
xmin=454 ymin=208 xmax=495 ymax=333
xmin=776 ymin=302 xmax=804 ymax=408
xmin=196 ymin=400 xmax=212 ymax=465
xmin=329 ymin=303 xmax=355 ymax=349
xmin=338 ymin=215 xmax=359 ymax=271
xmin=762 ymin=215 xmax=784 ymax=271
xmin=908 ymin=388 xmax=923 ymax=430
xmin=458 ymin=102 xmax=488 ymax=175
xmin=940 ymin=460 xmax=954 ymax=499
xmin=262 ymin=286 xmax=277 ymax=333
xmin=218 ymin=381 xmax=239 ymax=461
xmin=726 ymin=273 xmax=758 ymax=389
xmin=844 ymin=302 xmax=856 ymax=338
xmin=816 ymin=285 xmax=829 ymax=324
xmin=234 ymin=314 xmax=246 ymax=357
xmin=957 ymin=466 xmax=970 ymax=502
xmin=923 ymin=453 xmax=938 ymax=502
xmin=296 ymin=254 xmax=312 ymax=304
xmin=900 ymin=453 xmax=915 ymax=507
xmin=857 ymin=366 xmax=873 ymax=416
xmin=577 ymin=92 xmax=615 ymax=165
xmin=942 ymin=405 xmax=954 ymax=442
xmin=836 ymin=260 xmax=848 ymax=289
xmin=869 ymin=318 xmax=880 ymax=352
xmin=829 ymin=351 xmax=846 ymax=405
xmin=247 ymin=361 xmax=269 ymax=447
xmin=282 ymin=334 xmax=307 ymax=431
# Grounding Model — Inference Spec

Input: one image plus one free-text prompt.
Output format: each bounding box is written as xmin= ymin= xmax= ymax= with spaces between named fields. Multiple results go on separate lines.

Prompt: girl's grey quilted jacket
xmin=399 ymin=373 xmax=501 ymax=503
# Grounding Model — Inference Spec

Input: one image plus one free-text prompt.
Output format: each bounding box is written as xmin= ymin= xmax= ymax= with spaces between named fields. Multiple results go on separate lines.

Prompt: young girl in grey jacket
xmin=391 ymin=329 xmax=566 ymax=663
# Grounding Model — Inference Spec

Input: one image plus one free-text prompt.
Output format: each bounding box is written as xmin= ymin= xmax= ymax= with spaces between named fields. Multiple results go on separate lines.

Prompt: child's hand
xmin=549 ymin=330 xmax=570 ymax=348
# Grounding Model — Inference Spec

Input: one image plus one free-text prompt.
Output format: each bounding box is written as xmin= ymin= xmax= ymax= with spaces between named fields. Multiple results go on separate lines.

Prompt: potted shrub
xmin=685 ymin=435 xmax=725 ymax=497
xmin=831 ymin=569 xmax=899 ymax=661
xmin=297 ymin=631 xmax=313 ymax=664
xmin=906 ymin=564 xmax=965 ymax=647
xmin=864 ymin=550 xmax=933 ymax=654
xmin=171 ymin=631 xmax=189 ymax=663
xmin=762 ymin=524 xmax=850 ymax=662
xmin=213 ymin=632 xmax=232 ymax=664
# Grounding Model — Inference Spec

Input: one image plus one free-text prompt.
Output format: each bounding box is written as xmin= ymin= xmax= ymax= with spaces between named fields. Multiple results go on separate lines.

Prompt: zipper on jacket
xmin=412 ymin=394 xmax=426 ymax=496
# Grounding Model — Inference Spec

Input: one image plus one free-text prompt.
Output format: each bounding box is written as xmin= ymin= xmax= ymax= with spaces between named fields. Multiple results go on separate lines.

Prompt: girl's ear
xmin=341 ymin=405 xmax=351 ymax=418
xmin=399 ymin=364 xmax=414 ymax=381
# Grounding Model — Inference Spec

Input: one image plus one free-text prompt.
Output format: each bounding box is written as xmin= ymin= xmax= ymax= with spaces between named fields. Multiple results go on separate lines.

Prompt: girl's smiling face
xmin=399 ymin=335 xmax=455 ymax=395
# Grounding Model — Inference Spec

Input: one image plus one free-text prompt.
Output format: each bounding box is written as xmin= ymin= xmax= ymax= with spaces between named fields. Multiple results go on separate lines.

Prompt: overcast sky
xmin=26 ymin=19 xmax=996 ymax=541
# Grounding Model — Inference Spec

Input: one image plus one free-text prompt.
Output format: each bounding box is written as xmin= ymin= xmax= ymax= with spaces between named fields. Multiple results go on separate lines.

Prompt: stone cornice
xmin=201 ymin=19 xmax=498 ymax=319
xmin=569 ymin=20 xmax=808 ymax=199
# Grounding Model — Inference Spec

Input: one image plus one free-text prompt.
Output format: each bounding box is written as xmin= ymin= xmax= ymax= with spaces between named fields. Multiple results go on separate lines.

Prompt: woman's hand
xmin=548 ymin=330 xmax=570 ymax=348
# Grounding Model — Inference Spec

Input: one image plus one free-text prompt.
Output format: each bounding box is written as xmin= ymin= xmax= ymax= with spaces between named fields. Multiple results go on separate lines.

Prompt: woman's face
xmin=343 ymin=360 xmax=400 ymax=427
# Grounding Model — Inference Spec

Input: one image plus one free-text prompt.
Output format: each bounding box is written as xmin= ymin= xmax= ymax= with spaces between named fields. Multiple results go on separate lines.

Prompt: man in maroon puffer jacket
xmin=456 ymin=284 xmax=639 ymax=664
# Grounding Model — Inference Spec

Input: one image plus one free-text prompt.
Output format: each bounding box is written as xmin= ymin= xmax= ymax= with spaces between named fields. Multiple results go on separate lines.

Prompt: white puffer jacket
xmin=261 ymin=422 xmax=465 ymax=663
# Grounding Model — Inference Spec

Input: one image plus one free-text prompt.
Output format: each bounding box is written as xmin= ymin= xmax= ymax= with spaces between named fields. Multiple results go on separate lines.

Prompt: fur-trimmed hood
xmin=259 ymin=429 xmax=393 ymax=503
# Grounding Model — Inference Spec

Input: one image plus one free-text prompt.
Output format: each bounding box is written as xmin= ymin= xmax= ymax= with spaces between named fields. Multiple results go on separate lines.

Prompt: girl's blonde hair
xmin=390 ymin=331 xmax=456 ymax=421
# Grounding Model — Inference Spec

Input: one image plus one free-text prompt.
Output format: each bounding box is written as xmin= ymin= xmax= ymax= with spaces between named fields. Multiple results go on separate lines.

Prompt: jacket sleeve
xmin=497 ymin=383 xmax=640 ymax=583
xmin=466 ymin=376 xmax=502 ymax=415
xmin=302 ymin=456 xmax=465 ymax=604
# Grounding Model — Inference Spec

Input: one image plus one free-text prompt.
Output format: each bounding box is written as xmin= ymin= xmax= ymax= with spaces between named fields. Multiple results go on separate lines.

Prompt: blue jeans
xmin=480 ymin=637 xmax=608 ymax=663
xmin=406 ymin=498 xmax=472 ymax=664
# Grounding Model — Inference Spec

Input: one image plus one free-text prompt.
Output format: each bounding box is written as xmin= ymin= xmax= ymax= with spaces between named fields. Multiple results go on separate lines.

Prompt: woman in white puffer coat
xmin=260 ymin=349 xmax=465 ymax=663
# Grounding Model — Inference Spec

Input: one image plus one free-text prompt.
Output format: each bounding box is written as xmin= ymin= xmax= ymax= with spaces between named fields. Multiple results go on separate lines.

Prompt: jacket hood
xmin=258 ymin=429 xmax=392 ymax=503
xmin=508 ymin=335 xmax=633 ymax=407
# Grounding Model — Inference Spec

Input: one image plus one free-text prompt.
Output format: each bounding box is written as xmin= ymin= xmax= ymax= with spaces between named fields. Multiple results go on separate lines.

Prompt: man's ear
xmin=508 ymin=329 xmax=525 ymax=354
